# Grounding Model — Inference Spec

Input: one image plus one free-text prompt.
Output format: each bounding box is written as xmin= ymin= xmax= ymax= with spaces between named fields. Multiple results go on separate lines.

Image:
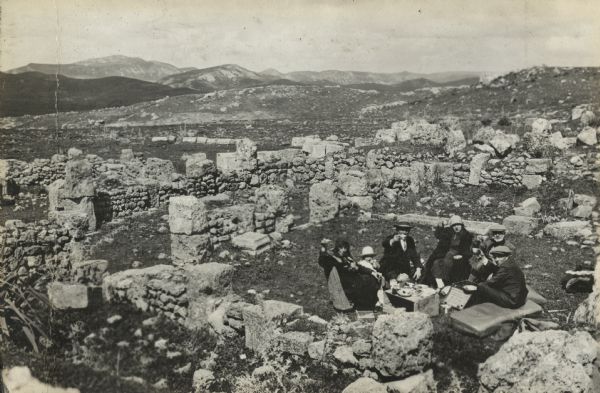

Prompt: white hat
xmin=448 ymin=215 xmax=463 ymax=227
xmin=361 ymin=246 xmax=376 ymax=257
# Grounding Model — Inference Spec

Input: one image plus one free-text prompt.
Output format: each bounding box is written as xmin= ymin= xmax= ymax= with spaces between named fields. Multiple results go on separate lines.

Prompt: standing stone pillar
xmin=169 ymin=196 xmax=211 ymax=265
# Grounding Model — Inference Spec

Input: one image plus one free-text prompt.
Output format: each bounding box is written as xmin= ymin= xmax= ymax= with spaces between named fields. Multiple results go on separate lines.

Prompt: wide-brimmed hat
xmin=393 ymin=221 xmax=413 ymax=231
xmin=490 ymin=245 xmax=512 ymax=256
xmin=488 ymin=223 xmax=507 ymax=234
xmin=361 ymin=246 xmax=376 ymax=257
xmin=448 ymin=215 xmax=463 ymax=227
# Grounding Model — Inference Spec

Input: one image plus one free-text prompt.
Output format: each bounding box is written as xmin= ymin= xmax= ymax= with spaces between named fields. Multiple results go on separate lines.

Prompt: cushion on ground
xmin=526 ymin=285 xmax=547 ymax=305
xmin=450 ymin=300 xmax=543 ymax=337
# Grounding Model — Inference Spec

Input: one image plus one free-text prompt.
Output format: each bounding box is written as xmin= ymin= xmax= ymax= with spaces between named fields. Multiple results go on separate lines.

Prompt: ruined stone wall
xmin=102 ymin=263 xmax=235 ymax=328
xmin=4 ymin=157 xmax=67 ymax=187
xmin=0 ymin=219 xmax=73 ymax=288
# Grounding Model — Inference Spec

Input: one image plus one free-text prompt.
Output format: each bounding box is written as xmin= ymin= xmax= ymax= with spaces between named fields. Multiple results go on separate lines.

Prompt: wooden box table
xmin=385 ymin=285 xmax=440 ymax=317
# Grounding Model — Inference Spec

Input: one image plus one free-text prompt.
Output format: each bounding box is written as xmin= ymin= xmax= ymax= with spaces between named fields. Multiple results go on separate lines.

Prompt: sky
xmin=1 ymin=0 xmax=599 ymax=74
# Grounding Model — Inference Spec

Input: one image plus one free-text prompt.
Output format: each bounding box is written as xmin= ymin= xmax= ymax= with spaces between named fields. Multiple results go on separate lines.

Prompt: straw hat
xmin=448 ymin=215 xmax=463 ymax=227
xmin=361 ymin=246 xmax=376 ymax=257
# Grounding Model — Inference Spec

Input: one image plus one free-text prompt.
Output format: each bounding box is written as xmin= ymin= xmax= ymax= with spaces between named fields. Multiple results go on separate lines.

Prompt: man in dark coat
xmin=426 ymin=215 xmax=473 ymax=288
xmin=474 ymin=246 xmax=528 ymax=309
xmin=380 ymin=222 xmax=423 ymax=282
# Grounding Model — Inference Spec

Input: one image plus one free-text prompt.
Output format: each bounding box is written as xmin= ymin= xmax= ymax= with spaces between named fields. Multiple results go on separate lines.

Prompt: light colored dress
xmin=328 ymin=266 xmax=354 ymax=311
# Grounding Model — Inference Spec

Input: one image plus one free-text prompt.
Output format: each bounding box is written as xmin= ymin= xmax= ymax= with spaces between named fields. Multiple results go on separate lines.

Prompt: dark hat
xmin=394 ymin=221 xmax=413 ymax=231
xmin=490 ymin=245 xmax=512 ymax=256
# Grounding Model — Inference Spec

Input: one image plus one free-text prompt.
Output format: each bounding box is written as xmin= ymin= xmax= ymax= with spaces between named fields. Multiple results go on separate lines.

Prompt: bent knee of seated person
xmin=477 ymin=283 xmax=519 ymax=309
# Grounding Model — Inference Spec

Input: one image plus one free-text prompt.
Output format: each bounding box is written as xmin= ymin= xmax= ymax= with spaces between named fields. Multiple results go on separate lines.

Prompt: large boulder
xmin=472 ymin=126 xmax=498 ymax=144
xmin=525 ymin=158 xmax=552 ymax=174
xmin=478 ymin=330 xmax=600 ymax=393
xmin=338 ymin=170 xmax=368 ymax=197
xmin=521 ymin=174 xmax=543 ymax=190
xmin=375 ymin=128 xmax=397 ymax=143
xmin=393 ymin=119 xmax=447 ymax=147
xmin=309 ymin=181 xmax=340 ymax=223
xmin=444 ymin=129 xmax=466 ymax=156
xmin=371 ymin=312 xmax=433 ymax=378
xmin=342 ymin=377 xmax=387 ymax=393
xmin=168 ymin=196 xmax=208 ymax=235
xmin=543 ymin=221 xmax=592 ymax=240
xmin=577 ymin=126 xmax=598 ymax=146
xmin=580 ymin=110 xmax=596 ymax=126
xmin=502 ymin=215 xmax=539 ymax=236
xmin=489 ymin=133 xmax=515 ymax=157
xmin=513 ymin=197 xmax=541 ymax=217
xmin=530 ymin=118 xmax=552 ymax=134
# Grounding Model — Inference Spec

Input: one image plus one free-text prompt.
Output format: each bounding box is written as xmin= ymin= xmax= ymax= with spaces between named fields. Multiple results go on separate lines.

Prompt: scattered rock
xmin=385 ymin=369 xmax=437 ymax=393
xmin=577 ymin=127 xmax=598 ymax=146
xmin=342 ymin=377 xmax=387 ymax=393
xmin=479 ymin=330 xmax=600 ymax=393
xmin=192 ymin=369 xmax=215 ymax=393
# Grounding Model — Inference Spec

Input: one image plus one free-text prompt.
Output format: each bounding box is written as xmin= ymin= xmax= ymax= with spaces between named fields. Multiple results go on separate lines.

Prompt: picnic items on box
xmin=385 ymin=282 xmax=439 ymax=316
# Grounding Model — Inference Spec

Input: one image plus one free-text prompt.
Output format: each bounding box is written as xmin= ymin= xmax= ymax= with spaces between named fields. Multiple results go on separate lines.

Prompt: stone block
xmin=291 ymin=135 xmax=320 ymax=148
xmin=574 ymin=194 xmax=597 ymax=207
xmin=168 ymin=196 xmax=208 ymax=235
xmin=255 ymin=185 xmax=289 ymax=215
xmin=525 ymin=158 xmax=552 ymax=174
xmin=186 ymin=158 xmax=216 ymax=178
xmin=342 ymin=377 xmax=387 ymax=393
xmin=48 ymin=282 xmax=89 ymax=309
xmin=468 ymin=153 xmax=490 ymax=185
xmin=141 ymin=157 xmax=176 ymax=182
xmin=184 ymin=263 xmax=234 ymax=297
xmin=120 ymin=149 xmax=135 ymax=162
xmin=231 ymin=232 xmax=271 ymax=255
xmin=170 ymin=233 xmax=211 ymax=265
xmin=151 ymin=136 xmax=168 ymax=142
xmin=346 ymin=196 xmax=374 ymax=211
xmin=63 ymin=159 xmax=95 ymax=198
xmin=521 ymin=174 xmax=543 ymax=190
xmin=385 ymin=369 xmax=437 ymax=393
xmin=262 ymin=300 xmax=303 ymax=321
xmin=216 ymin=152 xmax=240 ymax=174
xmin=571 ymin=205 xmax=593 ymax=219
xmin=47 ymin=179 xmax=66 ymax=211
xmin=309 ymin=181 xmax=339 ymax=223
xmin=308 ymin=340 xmax=326 ymax=360
xmin=503 ymin=215 xmax=539 ymax=236
xmin=192 ymin=369 xmax=215 ymax=393
xmin=242 ymin=304 xmax=278 ymax=353
xmin=444 ymin=129 xmax=466 ymax=156
xmin=72 ymin=259 xmax=108 ymax=285
xmin=273 ymin=331 xmax=313 ymax=355
xmin=182 ymin=137 xmax=198 ymax=143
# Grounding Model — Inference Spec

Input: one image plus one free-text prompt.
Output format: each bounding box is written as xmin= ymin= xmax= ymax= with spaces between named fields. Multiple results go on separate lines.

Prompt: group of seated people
xmin=318 ymin=215 xmax=528 ymax=312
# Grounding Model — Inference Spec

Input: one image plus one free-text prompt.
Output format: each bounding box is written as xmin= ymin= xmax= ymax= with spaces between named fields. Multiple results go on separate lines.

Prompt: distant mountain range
xmin=7 ymin=55 xmax=480 ymax=87
xmin=0 ymin=71 xmax=195 ymax=116
xmin=6 ymin=55 xmax=187 ymax=82
xmin=2 ymin=55 xmax=482 ymax=117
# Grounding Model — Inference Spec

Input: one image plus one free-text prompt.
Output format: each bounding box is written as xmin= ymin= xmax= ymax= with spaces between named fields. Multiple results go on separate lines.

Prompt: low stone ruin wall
xmin=0 ymin=219 xmax=73 ymax=287
xmin=102 ymin=263 xmax=235 ymax=328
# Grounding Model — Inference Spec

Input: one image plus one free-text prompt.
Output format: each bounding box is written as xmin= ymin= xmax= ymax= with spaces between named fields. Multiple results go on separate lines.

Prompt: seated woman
xmin=318 ymin=239 xmax=380 ymax=311
xmin=472 ymin=246 xmax=528 ymax=309
xmin=425 ymin=215 xmax=473 ymax=288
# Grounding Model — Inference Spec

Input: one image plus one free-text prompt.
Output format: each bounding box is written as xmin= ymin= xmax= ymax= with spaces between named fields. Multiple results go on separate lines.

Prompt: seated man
xmin=481 ymin=223 xmax=514 ymax=258
xmin=474 ymin=246 xmax=528 ymax=309
xmin=426 ymin=215 xmax=473 ymax=288
xmin=380 ymin=222 xmax=423 ymax=284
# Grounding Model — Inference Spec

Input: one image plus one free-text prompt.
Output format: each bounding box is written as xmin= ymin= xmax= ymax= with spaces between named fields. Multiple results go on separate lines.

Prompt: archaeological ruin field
xmin=1 ymin=65 xmax=599 ymax=393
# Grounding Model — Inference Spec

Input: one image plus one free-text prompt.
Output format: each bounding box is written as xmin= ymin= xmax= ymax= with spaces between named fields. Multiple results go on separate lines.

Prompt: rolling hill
xmin=0 ymin=71 xmax=196 ymax=116
xmin=261 ymin=69 xmax=481 ymax=85
xmin=6 ymin=55 xmax=186 ymax=82
xmin=159 ymin=64 xmax=272 ymax=91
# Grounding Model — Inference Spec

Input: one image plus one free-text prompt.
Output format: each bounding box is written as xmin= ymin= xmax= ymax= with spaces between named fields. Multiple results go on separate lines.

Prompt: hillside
xmin=268 ymin=69 xmax=480 ymax=85
xmin=7 ymin=55 xmax=183 ymax=82
xmin=159 ymin=64 xmax=272 ymax=91
xmin=0 ymin=71 xmax=196 ymax=116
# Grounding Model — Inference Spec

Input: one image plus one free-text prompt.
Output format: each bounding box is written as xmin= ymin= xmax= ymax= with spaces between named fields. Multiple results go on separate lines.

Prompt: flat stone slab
xmin=231 ymin=232 xmax=271 ymax=251
xmin=395 ymin=214 xmax=498 ymax=235
xmin=262 ymin=299 xmax=303 ymax=321
xmin=450 ymin=300 xmax=543 ymax=337
xmin=48 ymin=282 xmax=89 ymax=310
xmin=503 ymin=215 xmax=539 ymax=236
xmin=544 ymin=220 xmax=592 ymax=240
